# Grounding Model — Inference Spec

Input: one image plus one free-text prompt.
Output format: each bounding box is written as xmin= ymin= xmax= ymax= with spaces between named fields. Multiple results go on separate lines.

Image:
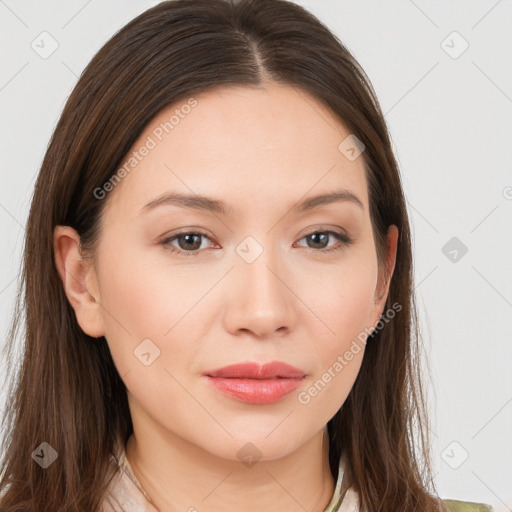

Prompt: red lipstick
xmin=204 ymin=361 xmax=306 ymax=405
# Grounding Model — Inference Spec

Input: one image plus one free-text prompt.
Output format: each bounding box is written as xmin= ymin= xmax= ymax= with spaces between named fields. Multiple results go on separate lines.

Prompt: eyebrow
xmin=140 ymin=189 xmax=364 ymax=215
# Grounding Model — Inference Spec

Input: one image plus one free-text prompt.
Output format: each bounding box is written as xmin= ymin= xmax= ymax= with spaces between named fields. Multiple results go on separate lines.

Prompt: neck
xmin=125 ymin=419 xmax=336 ymax=512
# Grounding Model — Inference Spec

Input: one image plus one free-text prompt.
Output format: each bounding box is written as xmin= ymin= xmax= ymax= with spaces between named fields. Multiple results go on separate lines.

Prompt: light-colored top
xmin=99 ymin=448 xmax=359 ymax=512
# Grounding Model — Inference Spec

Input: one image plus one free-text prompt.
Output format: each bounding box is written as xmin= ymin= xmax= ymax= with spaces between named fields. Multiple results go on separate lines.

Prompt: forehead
xmin=104 ymin=84 xmax=369 ymax=220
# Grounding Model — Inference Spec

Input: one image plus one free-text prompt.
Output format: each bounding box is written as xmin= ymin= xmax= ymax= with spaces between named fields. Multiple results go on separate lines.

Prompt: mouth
xmin=203 ymin=361 xmax=306 ymax=405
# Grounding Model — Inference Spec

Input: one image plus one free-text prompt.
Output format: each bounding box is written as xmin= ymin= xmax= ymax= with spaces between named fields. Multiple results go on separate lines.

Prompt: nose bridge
xmin=237 ymin=234 xmax=288 ymax=307
xmin=223 ymin=234 xmax=296 ymax=337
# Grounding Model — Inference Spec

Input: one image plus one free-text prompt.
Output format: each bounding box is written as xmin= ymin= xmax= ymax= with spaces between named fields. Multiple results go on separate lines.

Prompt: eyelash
xmin=159 ymin=228 xmax=354 ymax=257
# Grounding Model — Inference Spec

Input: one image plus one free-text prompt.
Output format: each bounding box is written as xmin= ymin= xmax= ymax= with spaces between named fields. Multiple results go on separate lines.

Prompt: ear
xmin=53 ymin=225 xmax=105 ymax=338
xmin=371 ymin=224 xmax=399 ymax=324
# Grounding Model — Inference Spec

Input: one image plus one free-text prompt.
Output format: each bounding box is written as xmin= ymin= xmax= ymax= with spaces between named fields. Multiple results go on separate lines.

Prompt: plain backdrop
xmin=1 ymin=0 xmax=511 ymax=510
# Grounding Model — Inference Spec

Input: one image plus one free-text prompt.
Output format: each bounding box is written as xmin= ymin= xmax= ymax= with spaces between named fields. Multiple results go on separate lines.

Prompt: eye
xmin=159 ymin=230 xmax=216 ymax=256
xmin=295 ymin=229 xmax=354 ymax=253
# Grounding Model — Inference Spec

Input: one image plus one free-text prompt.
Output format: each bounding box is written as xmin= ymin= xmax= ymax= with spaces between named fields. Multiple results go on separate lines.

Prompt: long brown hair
xmin=0 ymin=1 xmax=446 ymax=510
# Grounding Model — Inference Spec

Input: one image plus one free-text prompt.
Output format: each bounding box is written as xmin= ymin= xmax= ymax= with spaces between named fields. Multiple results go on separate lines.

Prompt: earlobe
xmin=53 ymin=225 xmax=105 ymax=338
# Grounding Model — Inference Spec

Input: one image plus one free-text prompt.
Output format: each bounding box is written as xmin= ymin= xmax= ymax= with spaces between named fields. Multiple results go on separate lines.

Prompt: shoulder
xmin=442 ymin=498 xmax=494 ymax=512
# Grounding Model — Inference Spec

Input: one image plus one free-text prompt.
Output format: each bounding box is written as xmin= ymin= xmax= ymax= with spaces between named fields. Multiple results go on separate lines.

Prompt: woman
xmin=0 ymin=0 xmax=493 ymax=511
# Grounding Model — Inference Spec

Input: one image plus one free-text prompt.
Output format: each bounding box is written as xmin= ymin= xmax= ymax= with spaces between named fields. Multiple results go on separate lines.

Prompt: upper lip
xmin=205 ymin=361 xmax=306 ymax=379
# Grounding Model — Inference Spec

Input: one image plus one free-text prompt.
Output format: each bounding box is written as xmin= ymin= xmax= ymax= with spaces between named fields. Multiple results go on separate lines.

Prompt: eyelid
xmin=295 ymin=224 xmax=350 ymax=240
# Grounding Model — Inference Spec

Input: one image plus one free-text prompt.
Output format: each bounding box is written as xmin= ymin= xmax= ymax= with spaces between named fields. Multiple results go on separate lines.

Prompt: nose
xmin=222 ymin=243 xmax=298 ymax=339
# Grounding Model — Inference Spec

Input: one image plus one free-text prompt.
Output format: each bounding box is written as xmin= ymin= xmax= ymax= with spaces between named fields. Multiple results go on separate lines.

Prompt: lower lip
xmin=204 ymin=376 xmax=304 ymax=405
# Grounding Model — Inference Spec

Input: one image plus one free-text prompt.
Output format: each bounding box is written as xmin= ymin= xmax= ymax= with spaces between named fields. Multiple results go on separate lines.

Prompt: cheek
xmin=294 ymin=285 xmax=372 ymax=419
xmin=95 ymin=253 xmax=208 ymax=430
xmin=293 ymin=252 xmax=376 ymax=407
xmin=297 ymin=250 xmax=377 ymax=349
xmin=95 ymin=239 xmax=237 ymax=395
xmin=94 ymin=243 xmax=201 ymax=376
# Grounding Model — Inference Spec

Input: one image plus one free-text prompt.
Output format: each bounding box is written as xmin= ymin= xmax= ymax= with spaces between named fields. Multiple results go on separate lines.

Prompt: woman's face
xmin=78 ymin=84 xmax=396 ymax=461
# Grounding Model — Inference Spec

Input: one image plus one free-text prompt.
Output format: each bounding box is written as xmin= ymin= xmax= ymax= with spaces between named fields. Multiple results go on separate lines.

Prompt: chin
xmin=197 ymin=425 xmax=308 ymax=464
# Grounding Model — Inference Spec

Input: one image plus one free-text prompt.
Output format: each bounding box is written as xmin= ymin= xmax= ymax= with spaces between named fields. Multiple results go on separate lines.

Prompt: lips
xmin=206 ymin=361 xmax=306 ymax=379
xmin=204 ymin=361 xmax=306 ymax=405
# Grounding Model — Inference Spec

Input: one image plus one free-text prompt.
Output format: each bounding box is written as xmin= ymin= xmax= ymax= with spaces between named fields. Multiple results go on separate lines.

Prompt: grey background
xmin=1 ymin=0 xmax=511 ymax=509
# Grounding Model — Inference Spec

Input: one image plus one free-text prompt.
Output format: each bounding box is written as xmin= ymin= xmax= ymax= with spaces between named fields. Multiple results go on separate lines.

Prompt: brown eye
xmin=306 ymin=232 xmax=330 ymax=249
xmin=160 ymin=231 xmax=214 ymax=256
xmin=174 ymin=233 xmax=203 ymax=251
xmin=296 ymin=230 xmax=353 ymax=253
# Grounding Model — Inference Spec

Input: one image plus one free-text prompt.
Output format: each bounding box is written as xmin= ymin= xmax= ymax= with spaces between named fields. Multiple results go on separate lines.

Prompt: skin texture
xmin=54 ymin=83 xmax=398 ymax=512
